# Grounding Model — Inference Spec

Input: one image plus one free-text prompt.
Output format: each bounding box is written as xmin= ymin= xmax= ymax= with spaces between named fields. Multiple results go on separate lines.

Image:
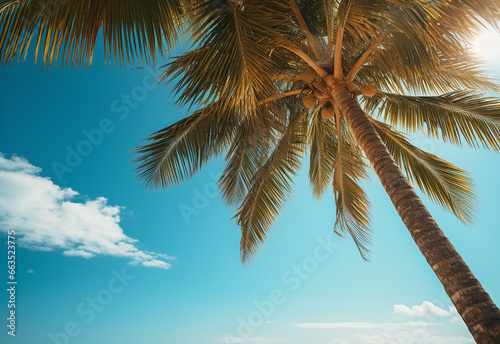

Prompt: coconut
xmin=360 ymin=85 xmax=377 ymax=97
xmin=300 ymin=69 xmax=316 ymax=83
xmin=321 ymin=106 xmax=336 ymax=119
xmin=303 ymin=94 xmax=317 ymax=108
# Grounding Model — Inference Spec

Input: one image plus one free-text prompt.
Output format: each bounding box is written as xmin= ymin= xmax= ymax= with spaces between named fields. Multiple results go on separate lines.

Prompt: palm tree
xmin=2 ymin=0 xmax=500 ymax=341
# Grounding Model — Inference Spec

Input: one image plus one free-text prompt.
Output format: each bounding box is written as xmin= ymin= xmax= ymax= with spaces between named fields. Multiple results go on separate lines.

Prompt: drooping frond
xmin=219 ymin=108 xmax=281 ymax=206
xmin=332 ymin=109 xmax=372 ymax=260
xmin=371 ymin=119 xmax=475 ymax=222
xmin=237 ymin=106 xmax=308 ymax=263
xmin=443 ymin=0 xmax=500 ymax=30
xmin=0 ymin=0 xmax=184 ymax=67
xmin=309 ymin=112 xmax=337 ymax=198
xmin=160 ymin=0 xmax=286 ymax=113
xmin=364 ymin=92 xmax=500 ymax=151
xmin=0 ymin=0 xmax=16 ymax=12
xmin=133 ymin=103 xmax=237 ymax=189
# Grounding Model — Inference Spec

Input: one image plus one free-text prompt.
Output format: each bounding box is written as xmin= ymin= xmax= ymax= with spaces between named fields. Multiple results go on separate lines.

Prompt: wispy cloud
xmin=295 ymin=322 xmax=439 ymax=329
xmin=0 ymin=153 xmax=173 ymax=269
xmin=393 ymin=301 xmax=451 ymax=318
xmin=448 ymin=307 xmax=466 ymax=327
xmin=300 ymin=302 xmax=472 ymax=344
xmin=329 ymin=340 xmax=349 ymax=344
xmin=339 ymin=329 xmax=473 ymax=344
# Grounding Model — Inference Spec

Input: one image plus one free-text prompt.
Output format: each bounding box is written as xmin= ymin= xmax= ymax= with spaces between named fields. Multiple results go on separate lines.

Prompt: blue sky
xmin=0 ymin=28 xmax=500 ymax=344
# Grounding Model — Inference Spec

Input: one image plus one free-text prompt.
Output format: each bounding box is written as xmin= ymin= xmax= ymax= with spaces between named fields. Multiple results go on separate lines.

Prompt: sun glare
xmin=471 ymin=28 xmax=500 ymax=60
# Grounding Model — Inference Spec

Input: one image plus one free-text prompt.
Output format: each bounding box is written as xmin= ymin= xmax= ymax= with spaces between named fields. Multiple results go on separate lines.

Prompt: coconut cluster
xmin=298 ymin=69 xmax=377 ymax=119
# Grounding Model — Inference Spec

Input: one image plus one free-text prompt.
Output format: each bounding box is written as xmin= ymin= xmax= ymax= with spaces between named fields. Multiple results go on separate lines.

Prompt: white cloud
xmin=0 ymin=155 xmax=41 ymax=174
xmin=295 ymin=322 xmax=439 ymax=329
xmin=393 ymin=301 xmax=450 ymax=318
xmin=26 ymin=269 xmax=35 ymax=274
xmin=0 ymin=153 xmax=173 ymax=269
xmin=141 ymin=259 xmax=171 ymax=269
xmin=297 ymin=302 xmax=471 ymax=344
xmin=447 ymin=306 xmax=466 ymax=326
xmin=299 ymin=302 xmax=472 ymax=344
xmin=348 ymin=329 xmax=473 ymax=344
xmin=219 ymin=338 xmax=278 ymax=344
xmin=329 ymin=340 xmax=350 ymax=344
xmin=449 ymin=317 xmax=466 ymax=327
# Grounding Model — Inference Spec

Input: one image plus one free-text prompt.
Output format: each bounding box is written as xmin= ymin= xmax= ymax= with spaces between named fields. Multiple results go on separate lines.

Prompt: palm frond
xmin=133 ymin=102 xmax=237 ymax=189
xmin=0 ymin=0 xmax=184 ymax=67
xmin=338 ymin=1 xmax=498 ymax=95
xmin=333 ymin=0 xmax=353 ymax=78
xmin=0 ymin=0 xmax=17 ymax=12
xmin=323 ymin=0 xmax=336 ymax=50
xmin=219 ymin=110 xmax=280 ymax=206
xmin=371 ymin=119 xmax=475 ymax=222
xmin=289 ymin=0 xmax=329 ymax=38
xmin=237 ymin=106 xmax=308 ymax=263
xmin=287 ymin=0 xmax=322 ymax=57
xmin=364 ymin=34 xmax=497 ymax=94
xmin=309 ymin=112 xmax=337 ymax=198
xmin=160 ymin=0 xmax=286 ymax=113
xmin=332 ymin=110 xmax=372 ymax=260
xmin=364 ymin=92 xmax=500 ymax=151
xmin=443 ymin=0 xmax=500 ymax=30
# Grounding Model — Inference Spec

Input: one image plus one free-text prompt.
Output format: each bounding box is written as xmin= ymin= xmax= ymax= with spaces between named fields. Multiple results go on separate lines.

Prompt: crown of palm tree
xmin=2 ymin=0 xmax=500 ymax=263
xmin=133 ymin=0 xmax=500 ymax=262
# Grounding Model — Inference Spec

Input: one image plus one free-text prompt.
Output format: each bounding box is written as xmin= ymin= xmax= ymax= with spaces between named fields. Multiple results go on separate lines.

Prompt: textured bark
xmin=332 ymin=84 xmax=500 ymax=343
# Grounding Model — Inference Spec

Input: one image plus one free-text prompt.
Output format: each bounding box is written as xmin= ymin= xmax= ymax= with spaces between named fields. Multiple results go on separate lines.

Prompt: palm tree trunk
xmin=331 ymin=84 xmax=500 ymax=343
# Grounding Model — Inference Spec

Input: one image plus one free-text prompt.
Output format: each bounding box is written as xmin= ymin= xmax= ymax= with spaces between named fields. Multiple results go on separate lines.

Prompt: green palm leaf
xmin=133 ymin=103 xmax=237 ymax=189
xmin=0 ymin=0 xmax=16 ymax=12
xmin=371 ymin=119 xmax=475 ymax=222
xmin=237 ymin=107 xmax=308 ymax=263
xmin=364 ymin=92 xmax=500 ymax=150
xmin=0 ymin=0 xmax=183 ymax=66
xmin=364 ymin=35 xmax=497 ymax=94
xmin=219 ymin=113 xmax=278 ymax=206
xmin=332 ymin=113 xmax=372 ymax=260
xmin=444 ymin=0 xmax=500 ymax=29
xmin=160 ymin=0 xmax=286 ymax=113
xmin=284 ymin=0 xmax=331 ymax=40
xmin=339 ymin=1 xmax=497 ymax=95
xmin=309 ymin=112 xmax=337 ymax=198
